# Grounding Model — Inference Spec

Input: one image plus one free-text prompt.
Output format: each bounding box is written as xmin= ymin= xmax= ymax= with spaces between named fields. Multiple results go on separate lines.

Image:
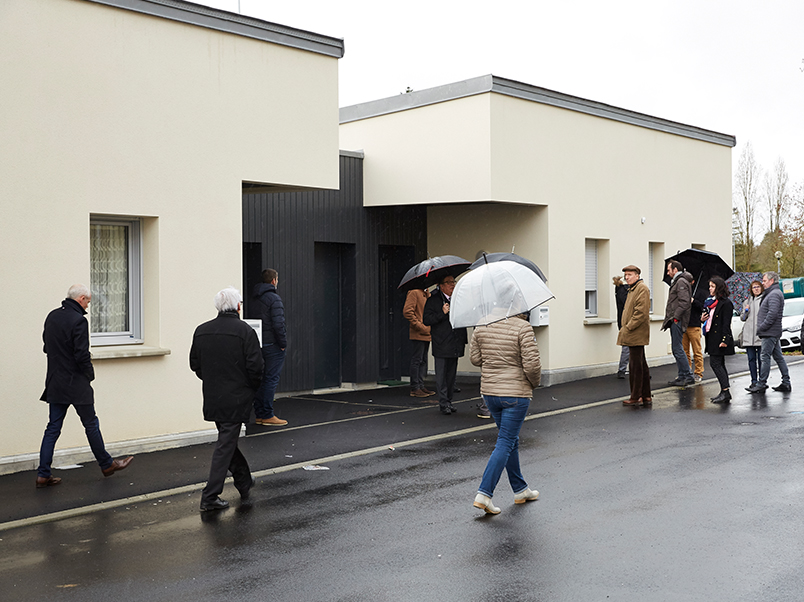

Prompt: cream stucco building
xmin=0 ymin=0 xmax=342 ymax=472
xmin=339 ymin=76 xmax=736 ymax=385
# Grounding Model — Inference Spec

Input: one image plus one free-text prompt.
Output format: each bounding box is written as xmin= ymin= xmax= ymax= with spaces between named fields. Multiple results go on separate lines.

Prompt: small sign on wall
xmin=244 ymin=319 xmax=262 ymax=346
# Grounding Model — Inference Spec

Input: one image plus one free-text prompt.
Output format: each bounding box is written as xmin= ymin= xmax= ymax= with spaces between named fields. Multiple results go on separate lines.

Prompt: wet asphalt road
xmin=3 ymin=358 xmax=804 ymax=601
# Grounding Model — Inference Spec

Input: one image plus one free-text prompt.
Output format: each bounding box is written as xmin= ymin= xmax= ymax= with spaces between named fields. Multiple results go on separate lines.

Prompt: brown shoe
xmin=641 ymin=397 xmax=653 ymax=406
xmin=410 ymin=388 xmax=430 ymax=398
xmin=36 ymin=476 xmax=62 ymax=488
xmin=420 ymin=387 xmax=435 ymax=396
xmin=259 ymin=416 xmax=288 ymax=426
xmin=102 ymin=455 xmax=134 ymax=477
xmin=622 ymin=399 xmax=642 ymax=407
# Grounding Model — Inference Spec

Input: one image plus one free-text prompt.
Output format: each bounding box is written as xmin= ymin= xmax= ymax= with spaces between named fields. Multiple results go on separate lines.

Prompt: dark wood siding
xmin=243 ymin=154 xmax=427 ymax=392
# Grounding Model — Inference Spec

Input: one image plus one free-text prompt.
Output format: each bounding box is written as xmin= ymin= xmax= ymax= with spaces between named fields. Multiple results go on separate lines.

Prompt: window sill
xmin=650 ymin=315 xmax=665 ymax=322
xmin=91 ymin=345 xmax=171 ymax=360
xmin=583 ymin=318 xmax=616 ymax=325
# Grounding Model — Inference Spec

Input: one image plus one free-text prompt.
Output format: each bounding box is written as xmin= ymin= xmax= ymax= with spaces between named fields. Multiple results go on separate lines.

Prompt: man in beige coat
xmin=403 ymin=288 xmax=434 ymax=397
xmin=616 ymin=265 xmax=651 ymax=406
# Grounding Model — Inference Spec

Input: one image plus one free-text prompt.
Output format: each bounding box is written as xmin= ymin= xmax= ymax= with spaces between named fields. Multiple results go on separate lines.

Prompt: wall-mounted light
xmin=641 ymin=217 xmax=646 ymax=224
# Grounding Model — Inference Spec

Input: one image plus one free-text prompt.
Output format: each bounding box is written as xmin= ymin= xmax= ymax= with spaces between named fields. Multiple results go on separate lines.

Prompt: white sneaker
xmin=693 ymin=374 xmax=702 ymax=382
xmin=473 ymin=493 xmax=500 ymax=514
xmin=514 ymin=488 xmax=540 ymax=504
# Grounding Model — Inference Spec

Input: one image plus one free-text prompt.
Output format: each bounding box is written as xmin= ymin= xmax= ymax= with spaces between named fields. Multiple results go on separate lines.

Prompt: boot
xmin=711 ymin=390 xmax=731 ymax=404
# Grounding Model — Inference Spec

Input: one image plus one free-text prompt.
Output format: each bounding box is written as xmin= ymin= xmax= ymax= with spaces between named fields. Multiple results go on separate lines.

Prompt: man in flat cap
xmin=616 ymin=266 xmax=652 ymax=407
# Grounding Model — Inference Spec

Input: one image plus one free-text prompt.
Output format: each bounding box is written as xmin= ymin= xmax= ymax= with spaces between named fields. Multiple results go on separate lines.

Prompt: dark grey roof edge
xmin=340 ymin=75 xmax=736 ymax=148
xmin=82 ymin=0 xmax=344 ymax=58
xmin=339 ymin=149 xmax=365 ymax=159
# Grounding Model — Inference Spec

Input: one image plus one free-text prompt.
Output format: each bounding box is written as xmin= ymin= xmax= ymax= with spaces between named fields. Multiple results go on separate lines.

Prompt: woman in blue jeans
xmin=469 ymin=313 xmax=541 ymax=514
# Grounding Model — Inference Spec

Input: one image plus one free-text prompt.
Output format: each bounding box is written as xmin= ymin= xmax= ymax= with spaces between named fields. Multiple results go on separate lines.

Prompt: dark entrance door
xmin=314 ymin=242 xmax=356 ymax=389
xmin=378 ymin=245 xmax=416 ymax=382
xmin=242 ymin=242 xmax=262 ymax=320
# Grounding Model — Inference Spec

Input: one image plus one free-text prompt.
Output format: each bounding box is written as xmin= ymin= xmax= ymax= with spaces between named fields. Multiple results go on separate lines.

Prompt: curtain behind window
xmin=90 ymin=224 xmax=129 ymax=333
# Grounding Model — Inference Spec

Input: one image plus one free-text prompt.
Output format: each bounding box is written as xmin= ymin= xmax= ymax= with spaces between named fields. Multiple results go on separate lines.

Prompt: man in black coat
xmin=37 ymin=284 xmax=133 ymax=488
xmin=190 ymin=287 xmax=264 ymax=511
xmin=423 ymin=275 xmax=468 ymax=415
xmin=252 ymin=268 xmax=288 ymax=426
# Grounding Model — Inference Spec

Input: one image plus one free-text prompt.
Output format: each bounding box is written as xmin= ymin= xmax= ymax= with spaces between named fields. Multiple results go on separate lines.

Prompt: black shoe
xmin=447 ymin=403 xmax=458 ymax=413
xmin=711 ymin=390 xmax=732 ymax=404
xmin=453 ymin=387 xmax=462 ymax=393
xmin=683 ymin=377 xmax=695 ymax=386
xmin=200 ymin=497 xmax=230 ymax=512
xmin=668 ymin=377 xmax=687 ymax=386
xmin=616 ymin=371 xmax=625 ymax=379
xmin=440 ymin=406 xmax=453 ymax=415
xmin=747 ymin=384 xmax=768 ymax=393
xmin=772 ymin=383 xmax=792 ymax=392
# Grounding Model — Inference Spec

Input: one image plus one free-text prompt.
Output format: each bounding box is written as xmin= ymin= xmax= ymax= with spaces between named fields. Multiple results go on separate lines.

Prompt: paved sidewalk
xmin=1 ymin=354 xmax=796 ymax=528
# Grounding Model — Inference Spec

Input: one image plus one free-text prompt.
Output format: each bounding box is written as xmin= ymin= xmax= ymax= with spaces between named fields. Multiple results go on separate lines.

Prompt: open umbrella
xmin=726 ymin=272 xmax=763 ymax=308
xmin=468 ymin=252 xmax=547 ymax=282
xmin=663 ymin=249 xmax=734 ymax=286
xmin=397 ymin=255 xmax=470 ymax=291
xmin=449 ymin=260 xmax=554 ymax=329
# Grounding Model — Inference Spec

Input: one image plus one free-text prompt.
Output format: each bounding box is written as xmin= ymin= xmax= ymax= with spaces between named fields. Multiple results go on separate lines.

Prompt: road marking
xmin=6 ymin=360 xmax=801 ymax=532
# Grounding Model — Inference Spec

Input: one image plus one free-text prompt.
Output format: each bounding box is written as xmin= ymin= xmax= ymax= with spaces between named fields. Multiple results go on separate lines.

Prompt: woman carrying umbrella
xmin=738 ymin=280 xmax=764 ymax=390
xmin=470 ymin=313 xmax=541 ymax=515
xmin=702 ymin=276 xmax=735 ymax=404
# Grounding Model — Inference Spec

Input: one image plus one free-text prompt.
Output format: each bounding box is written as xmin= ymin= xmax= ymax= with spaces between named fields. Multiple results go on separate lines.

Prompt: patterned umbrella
xmin=726 ymin=272 xmax=763 ymax=308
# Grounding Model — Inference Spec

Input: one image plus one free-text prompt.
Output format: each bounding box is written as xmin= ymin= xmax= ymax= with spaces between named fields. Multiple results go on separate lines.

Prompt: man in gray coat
xmin=662 ymin=260 xmax=694 ymax=386
xmin=748 ymin=271 xmax=791 ymax=393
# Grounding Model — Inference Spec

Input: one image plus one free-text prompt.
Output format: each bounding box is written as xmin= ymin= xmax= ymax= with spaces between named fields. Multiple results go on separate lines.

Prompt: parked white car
xmin=780 ymin=297 xmax=804 ymax=350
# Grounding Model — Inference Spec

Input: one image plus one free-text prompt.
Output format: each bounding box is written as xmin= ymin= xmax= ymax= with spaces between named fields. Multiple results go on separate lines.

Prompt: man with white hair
xmin=190 ymin=287 xmax=264 ymax=512
xmin=36 ymin=284 xmax=134 ymax=488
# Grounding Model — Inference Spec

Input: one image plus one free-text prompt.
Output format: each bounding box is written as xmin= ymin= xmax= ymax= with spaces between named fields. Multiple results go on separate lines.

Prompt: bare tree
xmin=733 ymin=142 xmax=762 ymax=270
xmin=764 ymin=157 xmax=790 ymax=233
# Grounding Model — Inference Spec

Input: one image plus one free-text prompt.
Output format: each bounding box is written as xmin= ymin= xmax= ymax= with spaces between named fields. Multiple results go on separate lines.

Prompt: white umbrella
xmin=449 ymin=260 xmax=554 ymax=329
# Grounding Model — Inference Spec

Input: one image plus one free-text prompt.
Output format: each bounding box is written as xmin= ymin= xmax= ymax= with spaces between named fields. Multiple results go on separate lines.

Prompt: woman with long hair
xmin=738 ymin=280 xmax=764 ymax=390
xmin=702 ymin=276 xmax=735 ymax=404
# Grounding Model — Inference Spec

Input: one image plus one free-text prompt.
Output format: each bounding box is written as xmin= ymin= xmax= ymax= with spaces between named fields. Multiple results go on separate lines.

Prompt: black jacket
xmin=253 ymin=283 xmax=287 ymax=348
xmin=615 ymin=284 xmax=629 ymax=329
xmin=423 ymin=287 xmax=467 ymax=358
xmin=190 ymin=311 xmax=264 ymax=423
xmin=704 ymin=298 xmax=735 ymax=356
xmin=40 ymin=298 xmax=95 ymax=405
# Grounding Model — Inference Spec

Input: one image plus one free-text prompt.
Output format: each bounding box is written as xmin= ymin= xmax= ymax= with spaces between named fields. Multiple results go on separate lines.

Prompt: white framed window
xmin=585 ymin=239 xmax=598 ymax=317
xmin=89 ymin=217 xmax=143 ymax=346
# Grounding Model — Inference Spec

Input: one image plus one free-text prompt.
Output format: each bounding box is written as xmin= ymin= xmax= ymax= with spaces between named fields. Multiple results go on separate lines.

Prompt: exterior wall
xmin=488 ymin=93 xmax=733 ymax=374
xmin=338 ymin=94 xmax=493 ymax=206
xmin=243 ymin=154 xmax=428 ymax=392
xmin=342 ymin=88 xmax=733 ymax=382
xmin=0 ymin=0 xmax=339 ymax=467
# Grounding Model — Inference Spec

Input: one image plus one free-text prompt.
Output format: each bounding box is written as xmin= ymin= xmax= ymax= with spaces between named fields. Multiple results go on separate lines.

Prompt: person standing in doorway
xmin=191 ymin=287 xmax=264 ymax=511
xmin=617 ymin=266 xmax=652 ymax=407
xmin=253 ymin=268 xmax=288 ymax=426
xmin=403 ymin=288 xmax=435 ymax=398
xmin=423 ymin=275 xmax=468 ymax=415
xmin=663 ymin=260 xmax=694 ymax=386
xmin=36 ymin=284 xmax=134 ymax=488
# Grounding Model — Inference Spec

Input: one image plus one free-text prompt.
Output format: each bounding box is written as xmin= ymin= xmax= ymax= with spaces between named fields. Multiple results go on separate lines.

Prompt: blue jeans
xmin=38 ymin=403 xmax=113 ymax=478
xmin=745 ymin=346 xmax=762 ymax=385
xmin=478 ymin=396 xmax=530 ymax=497
xmin=253 ymin=345 xmax=286 ymax=419
xmin=758 ymin=337 xmax=790 ymax=387
xmin=670 ymin=321 xmax=692 ymax=379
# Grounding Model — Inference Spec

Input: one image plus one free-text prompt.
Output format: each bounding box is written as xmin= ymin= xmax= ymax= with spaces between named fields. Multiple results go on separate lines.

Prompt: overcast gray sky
xmin=201 ymin=0 xmax=804 ymax=215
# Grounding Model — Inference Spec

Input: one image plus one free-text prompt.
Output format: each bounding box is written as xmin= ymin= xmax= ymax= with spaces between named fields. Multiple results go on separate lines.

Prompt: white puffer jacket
xmin=470 ymin=316 xmax=541 ymax=398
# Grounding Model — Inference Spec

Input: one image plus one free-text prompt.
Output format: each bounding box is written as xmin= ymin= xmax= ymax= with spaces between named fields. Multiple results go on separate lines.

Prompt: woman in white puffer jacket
xmin=470 ymin=314 xmax=541 ymax=515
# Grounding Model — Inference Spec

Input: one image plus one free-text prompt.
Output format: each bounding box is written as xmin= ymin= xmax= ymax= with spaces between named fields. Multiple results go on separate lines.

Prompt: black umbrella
xmin=468 ymin=252 xmax=547 ymax=282
xmin=397 ymin=255 xmax=471 ymax=291
xmin=663 ymin=249 xmax=734 ymax=287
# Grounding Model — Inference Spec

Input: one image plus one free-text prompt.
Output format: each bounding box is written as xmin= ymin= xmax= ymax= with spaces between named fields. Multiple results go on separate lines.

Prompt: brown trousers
xmin=628 ymin=346 xmax=651 ymax=401
xmin=682 ymin=326 xmax=704 ymax=377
